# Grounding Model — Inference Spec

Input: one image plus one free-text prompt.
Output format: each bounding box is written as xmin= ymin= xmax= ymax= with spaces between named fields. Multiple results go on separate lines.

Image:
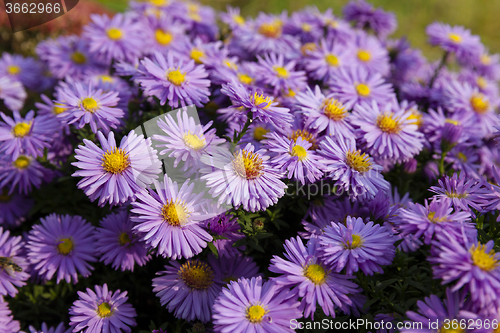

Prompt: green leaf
xmin=207 ymin=242 xmax=219 ymax=258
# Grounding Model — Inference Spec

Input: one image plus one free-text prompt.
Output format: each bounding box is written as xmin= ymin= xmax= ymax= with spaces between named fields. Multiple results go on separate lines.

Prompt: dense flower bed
xmin=0 ymin=0 xmax=500 ymax=332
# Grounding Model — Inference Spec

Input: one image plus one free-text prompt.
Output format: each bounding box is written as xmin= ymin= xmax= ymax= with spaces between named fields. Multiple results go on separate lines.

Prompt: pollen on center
xmin=167 ymin=69 xmax=186 ymax=86
xmin=179 ymin=260 xmax=215 ymax=290
xmin=232 ymin=149 xmax=264 ymax=180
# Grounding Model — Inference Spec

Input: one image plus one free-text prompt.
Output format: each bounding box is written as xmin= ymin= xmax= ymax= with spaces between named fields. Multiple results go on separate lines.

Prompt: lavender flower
xmin=0 ymin=76 xmax=26 ymax=112
xmin=0 ymin=297 xmax=20 ymax=333
xmin=0 ymin=227 xmax=29 ymax=297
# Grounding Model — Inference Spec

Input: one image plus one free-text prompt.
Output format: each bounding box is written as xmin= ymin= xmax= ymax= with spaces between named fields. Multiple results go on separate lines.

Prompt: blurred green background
xmin=95 ymin=0 xmax=500 ymax=60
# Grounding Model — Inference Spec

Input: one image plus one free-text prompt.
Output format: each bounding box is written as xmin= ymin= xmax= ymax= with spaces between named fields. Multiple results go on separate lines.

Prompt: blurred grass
xmin=95 ymin=0 xmax=500 ymax=60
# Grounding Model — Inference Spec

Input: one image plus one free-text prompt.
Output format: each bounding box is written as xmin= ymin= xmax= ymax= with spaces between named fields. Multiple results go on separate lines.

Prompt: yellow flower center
xmin=301 ymin=23 xmax=312 ymax=32
xmin=179 ymin=261 xmax=214 ymax=290
xmin=232 ymin=149 xmax=264 ymax=180
xmin=445 ymin=119 xmax=460 ymax=126
xmin=253 ymin=126 xmax=268 ymax=141
xmin=190 ymin=48 xmax=205 ymax=64
xmin=167 ymin=69 xmax=186 ymax=86
xmin=183 ymin=132 xmax=206 ymax=150
xmin=470 ymin=93 xmax=489 ymax=114
xmin=71 ymin=52 xmax=87 ymax=64
xmin=107 ymin=28 xmax=123 ymax=40
xmin=448 ymin=33 xmax=462 ymax=43
xmin=155 ymin=29 xmax=173 ymax=46
xmin=258 ymin=21 xmax=282 ymax=38
xmin=274 ymin=66 xmax=288 ymax=78
xmin=13 ymin=156 xmax=30 ymax=169
xmin=445 ymin=191 xmax=468 ymax=199
xmin=476 ymin=76 xmax=487 ymax=89
xmin=101 ymin=148 xmax=130 ymax=174
xmin=246 ymin=305 xmax=267 ymax=323
xmin=345 ymin=234 xmax=363 ymax=249
xmin=427 ymin=211 xmax=447 ymax=223
xmin=480 ymin=54 xmax=491 ymax=65
xmin=233 ymin=14 xmax=245 ymax=25
xmin=224 ymin=59 xmax=238 ymax=71
xmin=301 ymin=42 xmax=317 ymax=55
xmin=346 ymin=150 xmax=372 ymax=173
xmin=304 ymin=264 xmax=326 ymax=285
xmin=251 ymin=92 xmax=272 ymax=109
xmin=322 ymin=98 xmax=347 ymax=121
xmin=238 ymin=73 xmax=253 ymax=85
xmin=407 ymin=109 xmax=423 ymax=127
xmin=377 ymin=113 xmax=401 ymax=134
xmin=81 ymin=97 xmax=98 ymax=113
xmin=7 ymin=65 xmax=20 ymax=75
xmin=356 ymin=83 xmax=370 ymax=96
xmin=188 ymin=4 xmax=201 ymax=21
xmin=53 ymin=104 xmax=66 ymax=115
xmin=291 ymin=145 xmax=307 ymax=161
xmin=97 ymin=302 xmax=113 ymax=318
xmin=457 ymin=152 xmax=467 ymax=162
xmin=289 ymin=130 xmax=317 ymax=150
xmin=357 ymin=50 xmax=371 ymax=62
xmin=282 ymin=88 xmax=296 ymax=97
xmin=12 ymin=122 xmax=31 ymax=137
xmin=161 ymin=200 xmax=190 ymax=227
xmin=57 ymin=237 xmax=74 ymax=255
xmin=149 ymin=0 xmax=167 ymax=6
xmin=325 ymin=54 xmax=339 ymax=66
xmin=439 ymin=320 xmax=464 ymax=333
xmin=470 ymin=244 xmax=499 ymax=271
xmin=118 ymin=232 xmax=132 ymax=246
xmin=98 ymin=75 xmax=113 ymax=83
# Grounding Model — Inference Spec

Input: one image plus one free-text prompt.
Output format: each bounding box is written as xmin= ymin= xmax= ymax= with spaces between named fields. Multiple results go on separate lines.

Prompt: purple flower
xmin=264 ymin=132 xmax=326 ymax=185
xmin=295 ymin=85 xmax=355 ymax=138
xmin=0 ymin=297 xmax=20 ymax=333
xmin=131 ymin=177 xmax=212 ymax=259
xmin=152 ymin=109 xmax=225 ymax=173
xmin=26 ymin=214 xmax=96 ymax=284
xmin=142 ymin=13 xmax=187 ymax=54
xmin=395 ymin=197 xmax=476 ymax=245
xmin=344 ymin=0 xmax=397 ymax=37
xmin=430 ymin=235 xmax=500 ymax=313
xmin=56 ymin=80 xmax=124 ymax=134
xmin=94 ymin=210 xmax=151 ymax=272
xmin=256 ymin=52 xmax=307 ymax=95
xmin=212 ymin=276 xmax=302 ymax=332
xmin=201 ymin=143 xmax=287 ymax=212
xmin=69 ymin=283 xmax=137 ymax=333
xmin=203 ymin=212 xmax=244 ymax=258
xmin=351 ymin=101 xmax=424 ymax=163
xmin=72 ymin=130 xmax=161 ymax=207
xmin=269 ymin=236 xmax=360 ymax=319
xmin=328 ymin=66 xmax=395 ymax=110
xmin=221 ymin=81 xmax=292 ymax=130
xmin=426 ymin=22 xmax=482 ymax=59
xmin=208 ymin=253 xmax=260 ymax=284
xmin=0 ymin=154 xmax=50 ymax=195
xmin=83 ymin=13 xmax=145 ymax=63
xmin=0 ymin=110 xmax=57 ymax=160
xmin=152 ymin=259 xmax=224 ymax=322
xmin=0 ymin=227 xmax=29 ymax=297
xmin=318 ymin=136 xmax=389 ymax=201
xmin=0 ymin=188 xmax=33 ymax=228
xmin=445 ymin=145 xmax=481 ymax=180
xmin=138 ymin=51 xmax=211 ymax=108
xmin=0 ymin=76 xmax=26 ymax=112
xmin=353 ymin=32 xmax=391 ymax=75
xmin=302 ymin=39 xmax=354 ymax=81
xmin=0 ymin=53 xmax=43 ymax=90
xmin=28 ymin=322 xmax=71 ymax=333
xmin=320 ymin=216 xmax=395 ymax=275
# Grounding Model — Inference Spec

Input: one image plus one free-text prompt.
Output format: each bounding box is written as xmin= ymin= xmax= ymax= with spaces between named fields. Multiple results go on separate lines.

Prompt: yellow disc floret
xmin=233 ymin=14 xmax=245 ymax=26
xmin=289 ymin=129 xmax=317 ymax=150
xmin=253 ymin=126 xmax=269 ymax=141
xmin=107 ymin=28 xmax=123 ymax=40
xmin=274 ymin=66 xmax=288 ymax=78
xmin=470 ymin=93 xmax=489 ymax=114
xmin=377 ymin=112 xmax=401 ymax=134
xmin=345 ymin=234 xmax=363 ymax=249
xmin=53 ymin=104 xmax=67 ymax=115
xmin=356 ymin=83 xmax=370 ymax=97
xmin=246 ymin=305 xmax=267 ymax=323
xmin=304 ymin=264 xmax=326 ymax=285
xmin=357 ymin=50 xmax=371 ymax=62
xmin=190 ymin=48 xmax=205 ymax=64
xmin=167 ymin=69 xmax=186 ymax=86
xmin=470 ymin=244 xmax=499 ymax=271
xmin=7 ymin=65 xmax=20 ymax=75
xmin=439 ymin=320 xmax=464 ymax=333
xmin=238 ymin=73 xmax=254 ymax=85
xmin=251 ymin=92 xmax=272 ymax=109
xmin=81 ymin=97 xmax=98 ymax=113
xmin=179 ymin=260 xmax=214 ymax=290
xmin=13 ymin=156 xmax=30 ymax=169
xmin=155 ymin=29 xmax=173 ymax=45
xmin=346 ymin=150 xmax=372 ymax=173
xmin=12 ymin=122 xmax=31 ymax=137
xmin=322 ymin=98 xmax=347 ymax=121
xmin=71 ymin=52 xmax=87 ymax=64
xmin=57 ymin=237 xmax=74 ymax=255
xmin=232 ymin=149 xmax=264 ymax=180
xmin=291 ymin=145 xmax=307 ymax=161
xmin=325 ymin=54 xmax=339 ymax=66
xmin=97 ymin=302 xmax=113 ymax=318
xmin=301 ymin=42 xmax=317 ymax=55
xmin=161 ymin=199 xmax=190 ymax=227
xmin=102 ymin=147 xmax=130 ymax=174
xmin=119 ymin=232 xmax=132 ymax=246
xmin=448 ymin=33 xmax=462 ymax=43
xmin=258 ymin=21 xmax=282 ymax=38
xmin=427 ymin=211 xmax=447 ymax=223
xmin=183 ymin=132 xmax=206 ymax=150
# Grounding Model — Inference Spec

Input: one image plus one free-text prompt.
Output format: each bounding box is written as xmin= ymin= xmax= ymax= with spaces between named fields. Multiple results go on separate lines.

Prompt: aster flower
xmin=131 ymin=176 xmax=212 ymax=259
xmin=69 ymin=283 xmax=137 ymax=333
xmin=56 ymin=80 xmax=124 ymax=134
xmin=152 ymin=259 xmax=224 ymax=322
xmin=328 ymin=66 xmax=395 ymax=110
xmin=221 ymin=81 xmax=292 ymax=130
xmin=426 ymin=22 xmax=482 ymax=59
xmin=264 ymin=133 xmax=327 ymax=185
xmin=152 ymin=109 xmax=225 ymax=173
xmin=83 ymin=13 xmax=145 ymax=63
xmin=212 ymin=276 xmax=302 ymax=332
xmin=318 ymin=136 xmax=390 ymax=201
xmin=94 ymin=211 xmax=151 ymax=272
xmin=351 ymin=101 xmax=424 ymax=163
xmin=401 ymin=288 xmax=484 ymax=333
xmin=445 ymin=145 xmax=481 ymax=180
xmin=201 ymin=143 xmax=287 ymax=212
xmin=320 ymin=216 xmax=395 ymax=275
xmin=72 ymin=130 xmax=162 ymax=207
xmin=282 ymin=8 xmax=324 ymax=44
xmin=270 ymin=236 xmax=360 ymax=319
xmin=0 ymin=188 xmax=33 ymax=228
xmin=256 ymin=52 xmax=307 ymax=95
xmin=138 ymin=51 xmax=211 ymax=108
xmin=27 ymin=214 xmax=96 ymax=283
xmin=296 ymin=85 xmax=354 ymax=138
xmin=343 ymin=0 xmax=397 ymax=37
xmin=28 ymin=322 xmax=71 ymax=333
xmin=0 ymin=76 xmax=26 ymax=112
xmin=142 ymin=13 xmax=187 ymax=54
xmin=0 ymin=110 xmax=57 ymax=160
xmin=0 ymin=227 xmax=29 ymax=296
xmin=429 ymin=173 xmax=487 ymax=213
xmin=208 ymin=253 xmax=260 ymax=283
xmin=302 ymin=39 xmax=353 ymax=81
xmin=220 ymin=6 xmax=246 ymax=30
xmin=353 ymin=32 xmax=391 ymax=76
xmin=429 ymin=235 xmax=500 ymax=310
xmin=0 ymin=154 xmax=49 ymax=195
xmin=203 ymin=212 xmax=244 ymax=258
xmin=0 ymin=53 xmax=43 ymax=90
xmin=0 ymin=297 xmax=20 ymax=333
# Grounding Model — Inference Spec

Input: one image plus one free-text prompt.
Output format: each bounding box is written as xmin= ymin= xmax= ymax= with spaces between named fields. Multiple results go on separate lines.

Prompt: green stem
xmin=428 ymin=51 xmax=449 ymax=89
xmin=230 ymin=114 xmax=253 ymax=152
xmin=438 ymin=151 xmax=446 ymax=176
